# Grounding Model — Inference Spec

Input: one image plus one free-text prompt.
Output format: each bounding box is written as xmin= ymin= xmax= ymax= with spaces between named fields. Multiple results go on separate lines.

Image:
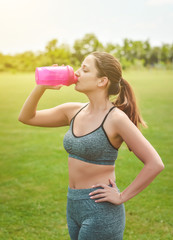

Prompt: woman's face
xmin=74 ymin=55 xmax=100 ymax=93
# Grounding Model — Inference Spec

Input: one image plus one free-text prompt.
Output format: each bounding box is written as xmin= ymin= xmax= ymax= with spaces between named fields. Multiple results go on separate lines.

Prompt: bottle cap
xmin=67 ymin=66 xmax=78 ymax=85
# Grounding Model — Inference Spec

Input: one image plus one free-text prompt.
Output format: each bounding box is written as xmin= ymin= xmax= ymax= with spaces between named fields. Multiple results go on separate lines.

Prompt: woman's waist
xmin=68 ymin=159 xmax=115 ymax=189
xmin=67 ymin=183 xmax=113 ymax=200
xmin=69 ymin=176 xmax=115 ymax=189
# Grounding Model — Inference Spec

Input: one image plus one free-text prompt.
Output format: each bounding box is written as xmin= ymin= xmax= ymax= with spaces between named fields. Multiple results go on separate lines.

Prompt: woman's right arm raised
xmin=18 ymin=84 xmax=73 ymax=127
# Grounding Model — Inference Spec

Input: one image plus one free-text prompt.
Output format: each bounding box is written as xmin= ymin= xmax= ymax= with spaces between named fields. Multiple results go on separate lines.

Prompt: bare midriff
xmin=68 ymin=157 xmax=116 ymax=189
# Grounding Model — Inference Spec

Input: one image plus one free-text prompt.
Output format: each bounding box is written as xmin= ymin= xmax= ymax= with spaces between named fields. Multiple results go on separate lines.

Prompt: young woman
xmin=18 ymin=51 xmax=164 ymax=240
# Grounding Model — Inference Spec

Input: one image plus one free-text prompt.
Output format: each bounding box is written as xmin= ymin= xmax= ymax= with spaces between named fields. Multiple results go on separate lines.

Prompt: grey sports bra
xmin=63 ymin=103 xmax=118 ymax=165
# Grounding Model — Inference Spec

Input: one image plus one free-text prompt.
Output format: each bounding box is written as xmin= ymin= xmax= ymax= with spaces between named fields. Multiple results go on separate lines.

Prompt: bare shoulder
xmin=112 ymin=107 xmax=130 ymax=124
xmin=111 ymin=107 xmax=139 ymax=135
xmin=108 ymin=107 xmax=130 ymax=141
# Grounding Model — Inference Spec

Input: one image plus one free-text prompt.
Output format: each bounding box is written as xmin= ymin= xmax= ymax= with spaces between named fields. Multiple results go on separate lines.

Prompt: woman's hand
xmin=89 ymin=179 xmax=123 ymax=205
xmin=40 ymin=64 xmax=64 ymax=90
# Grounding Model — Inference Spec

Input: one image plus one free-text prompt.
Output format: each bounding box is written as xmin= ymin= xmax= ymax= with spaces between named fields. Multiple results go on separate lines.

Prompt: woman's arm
xmin=18 ymin=84 xmax=72 ymax=127
xmin=18 ymin=85 xmax=47 ymax=122
xmin=89 ymin=111 xmax=164 ymax=205
xmin=115 ymin=111 xmax=164 ymax=203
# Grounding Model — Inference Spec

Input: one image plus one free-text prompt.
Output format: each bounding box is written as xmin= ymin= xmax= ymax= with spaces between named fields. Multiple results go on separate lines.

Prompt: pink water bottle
xmin=35 ymin=65 xmax=78 ymax=86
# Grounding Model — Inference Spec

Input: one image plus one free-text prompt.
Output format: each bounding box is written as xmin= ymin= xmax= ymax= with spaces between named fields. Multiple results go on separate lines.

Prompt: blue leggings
xmin=66 ymin=185 xmax=126 ymax=240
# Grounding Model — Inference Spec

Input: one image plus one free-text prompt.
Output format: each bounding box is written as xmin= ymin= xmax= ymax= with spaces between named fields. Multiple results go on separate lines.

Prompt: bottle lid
xmin=67 ymin=66 xmax=78 ymax=85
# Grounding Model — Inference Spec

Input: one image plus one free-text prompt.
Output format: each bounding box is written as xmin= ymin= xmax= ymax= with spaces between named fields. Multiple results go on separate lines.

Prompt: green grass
xmin=0 ymin=70 xmax=172 ymax=240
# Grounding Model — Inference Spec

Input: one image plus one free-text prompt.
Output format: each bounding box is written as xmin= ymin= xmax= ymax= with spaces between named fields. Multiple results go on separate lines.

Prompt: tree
xmin=73 ymin=33 xmax=104 ymax=64
xmin=45 ymin=39 xmax=72 ymax=65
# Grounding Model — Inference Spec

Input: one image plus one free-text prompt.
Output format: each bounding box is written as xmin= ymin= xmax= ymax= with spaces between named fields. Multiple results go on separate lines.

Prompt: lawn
xmin=0 ymin=69 xmax=172 ymax=240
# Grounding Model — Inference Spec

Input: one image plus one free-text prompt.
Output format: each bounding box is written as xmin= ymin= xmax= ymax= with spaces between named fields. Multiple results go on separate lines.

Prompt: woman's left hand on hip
xmin=89 ymin=178 xmax=123 ymax=205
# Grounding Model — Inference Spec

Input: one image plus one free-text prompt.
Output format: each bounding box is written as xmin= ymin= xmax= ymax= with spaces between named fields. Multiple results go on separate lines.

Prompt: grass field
xmin=0 ymin=70 xmax=172 ymax=240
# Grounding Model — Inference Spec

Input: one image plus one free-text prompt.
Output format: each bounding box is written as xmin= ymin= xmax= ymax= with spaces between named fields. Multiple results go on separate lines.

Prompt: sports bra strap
xmin=71 ymin=103 xmax=89 ymax=122
xmin=101 ymin=106 xmax=116 ymax=126
xmin=71 ymin=103 xmax=116 ymax=125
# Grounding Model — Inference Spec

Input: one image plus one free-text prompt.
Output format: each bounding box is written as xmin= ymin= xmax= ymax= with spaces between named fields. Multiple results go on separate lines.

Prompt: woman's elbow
xmin=158 ymin=162 xmax=165 ymax=171
xmin=18 ymin=116 xmax=28 ymax=124
xmin=145 ymin=159 xmax=165 ymax=173
xmin=155 ymin=160 xmax=165 ymax=173
xmin=18 ymin=116 xmax=24 ymax=123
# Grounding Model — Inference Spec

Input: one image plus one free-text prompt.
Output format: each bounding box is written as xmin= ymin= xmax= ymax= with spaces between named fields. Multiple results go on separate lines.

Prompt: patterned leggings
xmin=66 ymin=185 xmax=126 ymax=240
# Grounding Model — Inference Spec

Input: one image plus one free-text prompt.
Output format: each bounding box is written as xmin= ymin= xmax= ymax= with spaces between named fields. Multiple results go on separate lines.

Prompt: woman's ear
xmin=98 ymin=76 xmax=109 ymax=87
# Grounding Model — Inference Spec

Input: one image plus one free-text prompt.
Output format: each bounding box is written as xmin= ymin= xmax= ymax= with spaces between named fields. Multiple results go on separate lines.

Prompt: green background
xmin=0 ymin=70 xmax=172 ymax=239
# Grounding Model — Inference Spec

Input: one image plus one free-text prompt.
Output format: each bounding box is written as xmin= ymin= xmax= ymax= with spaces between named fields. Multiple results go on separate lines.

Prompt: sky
xmin=0 ymin=0 xmax=173 ymax=55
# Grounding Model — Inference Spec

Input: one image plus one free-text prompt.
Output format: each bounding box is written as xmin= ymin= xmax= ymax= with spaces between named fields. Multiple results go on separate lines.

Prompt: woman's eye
xmin=83 ymin=69 xmax=87 ymax=72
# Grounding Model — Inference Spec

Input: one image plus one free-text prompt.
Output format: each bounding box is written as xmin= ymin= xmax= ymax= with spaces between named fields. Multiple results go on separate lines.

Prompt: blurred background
xmin=0 ymin=0 xmax=173 ymax=72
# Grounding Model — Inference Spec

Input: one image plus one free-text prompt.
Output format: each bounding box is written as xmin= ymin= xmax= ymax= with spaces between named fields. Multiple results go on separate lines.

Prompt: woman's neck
xmin=86 ymin=98 xmax=114 ymax=114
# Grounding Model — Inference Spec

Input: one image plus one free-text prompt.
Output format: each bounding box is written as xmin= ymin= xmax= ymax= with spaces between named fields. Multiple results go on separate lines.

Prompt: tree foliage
xmin=0 ymin=33 xmax=172 ymax=72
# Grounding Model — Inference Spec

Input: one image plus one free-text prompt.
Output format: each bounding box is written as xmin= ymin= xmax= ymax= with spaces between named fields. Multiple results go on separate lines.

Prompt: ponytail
xmin=90 ymin=51 xmax=148 ymax=152
xmin=112 ymin=78 xmax=148 ymax=151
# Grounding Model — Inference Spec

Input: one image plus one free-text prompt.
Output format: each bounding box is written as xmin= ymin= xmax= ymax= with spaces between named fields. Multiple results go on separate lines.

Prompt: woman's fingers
xmin=91 ymin=183 xmax=108 ymax=189
xmin=90 ymin=193 xmax=106 ymax=199
xmin=89 ymin=189 xmax=105 ymax=196
xmin=109 ymin=178 xmax=116 ymax=188
xmin=42 ymin=84 xmax=63 ymax=90
xmin=95 ymin=197 xmax=108 ymax=203
xmin=88 ymin=181 xmax=122 ymax=205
